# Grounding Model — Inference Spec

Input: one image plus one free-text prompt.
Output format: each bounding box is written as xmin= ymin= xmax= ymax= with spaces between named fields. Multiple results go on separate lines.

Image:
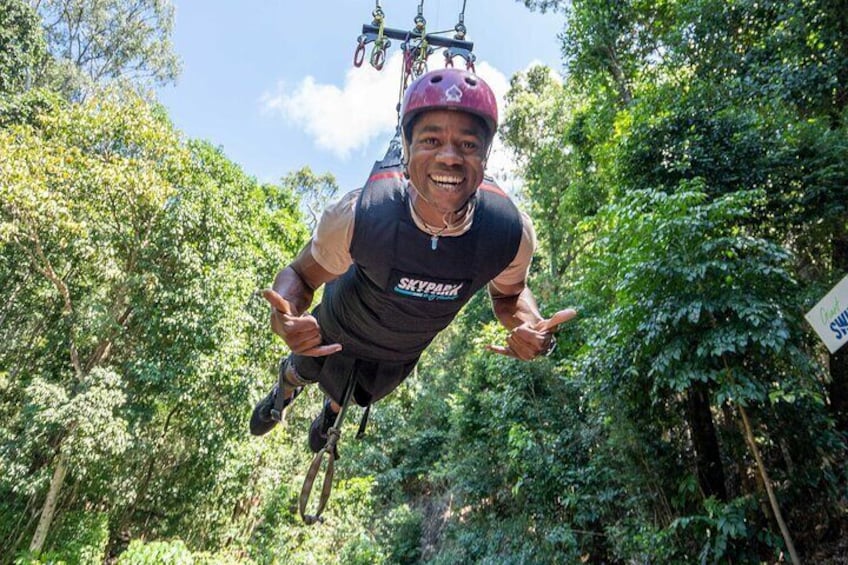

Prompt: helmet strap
xmin=401 ymin=136 xmax=411 ymax=175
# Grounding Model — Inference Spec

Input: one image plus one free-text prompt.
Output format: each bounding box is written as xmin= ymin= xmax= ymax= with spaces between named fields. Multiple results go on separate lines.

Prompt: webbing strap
xmin=271 ymin=357 xmax=305 ymax=420
xmin=271 ymin=359 xmax=290 ymax=420
xmin=356 ymin=405 xmax=371 ymax=439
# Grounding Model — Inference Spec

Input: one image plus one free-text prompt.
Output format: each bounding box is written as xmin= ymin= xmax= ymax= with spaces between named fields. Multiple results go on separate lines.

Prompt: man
xmin=250 ymin=68 xmax=575 ymax=451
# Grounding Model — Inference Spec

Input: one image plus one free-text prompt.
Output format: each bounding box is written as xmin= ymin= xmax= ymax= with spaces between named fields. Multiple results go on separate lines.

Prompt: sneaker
xmin=249 ymin=361 xmax=303 ymax=436
xmin=309 ymin=399 xmax=340 ymax=455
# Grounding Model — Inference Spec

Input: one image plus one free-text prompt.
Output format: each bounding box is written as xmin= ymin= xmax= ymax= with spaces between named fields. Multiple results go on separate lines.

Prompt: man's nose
xmin=435 ymin=143 xmax=463 ymax=165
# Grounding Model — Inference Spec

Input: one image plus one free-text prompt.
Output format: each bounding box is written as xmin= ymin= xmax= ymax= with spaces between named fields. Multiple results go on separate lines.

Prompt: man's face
xmin=407 ymin=109 xmax=488 ymax=215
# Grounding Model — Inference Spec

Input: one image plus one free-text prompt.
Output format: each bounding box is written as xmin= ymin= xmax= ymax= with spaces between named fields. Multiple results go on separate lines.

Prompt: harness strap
xmin=356 ymin=404 xmax=371 ymax=439
xmin=271 ymin=357 xmax=309 ymax=420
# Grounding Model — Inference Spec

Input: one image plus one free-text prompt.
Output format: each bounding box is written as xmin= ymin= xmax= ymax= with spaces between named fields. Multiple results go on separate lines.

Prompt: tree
xmin=281 ymin=166 xmax=340 ymax=233
xmin=0 ymin=88 xmax=188 ymax=554
xmin=30 ymin=0 xmax=180 ymax=97
xmin=0 ymin=0 xmax=47 ymax=95
xmin=497 ymin=0 xmax=848 ymax=559
xmin=0 ymin=88 xmax=308 ymax=559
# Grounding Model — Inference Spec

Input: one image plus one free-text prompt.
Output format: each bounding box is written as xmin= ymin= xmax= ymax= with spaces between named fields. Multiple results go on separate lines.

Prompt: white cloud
xmin=261 ymin=53 xmax=404 ymax=160
xmin=260 ymin=55 xmax=536 ymax=193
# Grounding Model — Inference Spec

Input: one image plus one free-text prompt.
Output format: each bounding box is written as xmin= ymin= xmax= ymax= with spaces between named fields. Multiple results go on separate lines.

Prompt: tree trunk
xmin=738 ymin=405 xmax=800 ymax=565
xmin=29 ymin=450 xmax=69 ymax=554
xmin=686 ymin=381 xmax=728 ymax=500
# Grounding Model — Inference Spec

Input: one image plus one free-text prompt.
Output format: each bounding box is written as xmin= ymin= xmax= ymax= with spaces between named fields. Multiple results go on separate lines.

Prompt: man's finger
xmin=537 ymin=308 xmax=578 ymax=333
xmin=485 ymin=344 xmax=518 ymax=358
xmin=261 ymin=288 xmax=293 ymax=316
xmin=301 ymin=343 xmax=343 ymax=357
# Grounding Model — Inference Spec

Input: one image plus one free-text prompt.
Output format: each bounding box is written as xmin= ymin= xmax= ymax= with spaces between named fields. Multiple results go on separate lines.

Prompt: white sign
xmin=805 ymin=274 xmax=848 ymax=354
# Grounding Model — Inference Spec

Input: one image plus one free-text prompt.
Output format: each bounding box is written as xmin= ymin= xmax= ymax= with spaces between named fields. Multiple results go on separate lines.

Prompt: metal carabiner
xmin=368 ymin=8 xmax=389 ymax=71
xmin=413 ymin=57 xmax=428 ymax=77
xmin=371 ymin=46 xmax=386 ymax=70
xmin=354 ymin=40 xmax=367 ymax=67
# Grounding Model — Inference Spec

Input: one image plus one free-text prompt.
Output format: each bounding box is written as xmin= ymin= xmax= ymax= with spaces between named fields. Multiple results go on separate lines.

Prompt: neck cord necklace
xmin=408 ymin=183 xmax=473 ymax=250
xmin=417 ymin=211 xmax=450 ymax=250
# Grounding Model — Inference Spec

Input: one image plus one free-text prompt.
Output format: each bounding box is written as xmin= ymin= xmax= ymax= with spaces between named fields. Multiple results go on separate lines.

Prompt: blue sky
xmin=155 ymin=1 xmax=566 ymax=193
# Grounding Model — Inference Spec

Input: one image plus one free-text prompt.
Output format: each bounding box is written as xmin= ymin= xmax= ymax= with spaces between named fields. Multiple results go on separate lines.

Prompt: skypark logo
xmin=395 ymin=277 xmax=464 ymax=301
xmin=832 ymin=308 xmax=848 ymax=340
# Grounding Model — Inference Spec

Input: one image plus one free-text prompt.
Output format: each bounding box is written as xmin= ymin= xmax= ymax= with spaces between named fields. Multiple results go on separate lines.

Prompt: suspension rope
xmin=455 ymin=0 xmax=467 ymax=39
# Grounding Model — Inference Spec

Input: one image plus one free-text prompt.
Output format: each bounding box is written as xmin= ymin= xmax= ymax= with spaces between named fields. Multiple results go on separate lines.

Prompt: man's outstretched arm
xmin=263 ymin=240 xmax=342 ymax=357
xmin=487 ymin=281 xmax=576 ymax=361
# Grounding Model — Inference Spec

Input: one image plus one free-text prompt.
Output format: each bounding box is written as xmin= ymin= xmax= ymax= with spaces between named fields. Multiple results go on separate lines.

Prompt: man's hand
xmin=262 ymin=289 xmax=342 ymax=357
xmin=486 ymin=308 xmax=577 ymax=361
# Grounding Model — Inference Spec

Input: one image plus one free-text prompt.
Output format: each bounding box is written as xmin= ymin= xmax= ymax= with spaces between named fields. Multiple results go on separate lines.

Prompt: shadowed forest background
xmin=2 ymin=0 xmax=848 ymax=562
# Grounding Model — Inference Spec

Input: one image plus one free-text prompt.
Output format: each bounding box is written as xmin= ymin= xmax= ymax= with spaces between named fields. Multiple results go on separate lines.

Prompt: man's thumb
xmin=262 ymin=289 xmax=293 ymax=316
xmin=537 ymin=308 xmax=578 ymax=332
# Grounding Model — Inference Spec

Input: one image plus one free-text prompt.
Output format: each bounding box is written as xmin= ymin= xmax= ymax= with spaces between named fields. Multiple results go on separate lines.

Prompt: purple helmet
xmin=401 ymin=68 xmax=498 ymax=143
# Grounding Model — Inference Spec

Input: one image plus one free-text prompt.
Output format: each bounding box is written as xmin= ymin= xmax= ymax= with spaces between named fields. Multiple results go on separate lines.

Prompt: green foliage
xmin=0 ymin=0 xmax=47 ymax=95
xmin=496 ymin=0 xmax=848 ymax=561
xmin=578 ymin=187 xmax=804 ymax=402
xmin=247 ymin=474 xmax=384 ymax=565
xmin=668 ymin=496 xmax=785 ymax=563
xmin=376 ymin=504 xmax=423 ymax=564
xmin=281 ymin=166 xmax=340 ymax=232
xmin=41 ymin=510 xmax=110 ymax=564
xmin=116 ymin=539 xmax=246 ymax=565
xmin=0 ymin=86 xmax=308 ymax=559
xmin=3 ymin=0 xmax=848 ymax=562
xmin=0 ymin=88 xmax=65 ymax=128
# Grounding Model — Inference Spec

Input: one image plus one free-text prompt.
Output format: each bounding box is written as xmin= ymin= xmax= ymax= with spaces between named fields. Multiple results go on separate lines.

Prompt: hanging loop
xmin=369 ymin=6 xmax=390 ymax=71
xmin=371 ymin=47 xmax=387 ymax=70
xmin=413 ymin=51 xmax=429 ymax=77
xmin=354 ymin=39 xmax=366 ymax=67
xmin=298 ymin=428 xmax=341 ymax=525
xmin=298 ymin=373 xmax=356 ymax=525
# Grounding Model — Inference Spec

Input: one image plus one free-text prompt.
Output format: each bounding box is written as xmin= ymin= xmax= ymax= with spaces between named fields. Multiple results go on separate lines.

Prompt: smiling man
xmin=250 ymin=69 xmax=575 ymax=451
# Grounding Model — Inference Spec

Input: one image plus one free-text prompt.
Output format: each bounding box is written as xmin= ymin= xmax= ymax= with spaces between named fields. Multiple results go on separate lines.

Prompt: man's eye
xmin=462 ymin=141 xmax=478 ymax=151
xmin=420 ymin=137 xmax=438 ymax=145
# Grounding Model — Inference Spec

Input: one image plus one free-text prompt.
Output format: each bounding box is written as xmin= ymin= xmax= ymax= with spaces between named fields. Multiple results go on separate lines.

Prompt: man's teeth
xmin=431 ymin=175 xmax=462 ymax=185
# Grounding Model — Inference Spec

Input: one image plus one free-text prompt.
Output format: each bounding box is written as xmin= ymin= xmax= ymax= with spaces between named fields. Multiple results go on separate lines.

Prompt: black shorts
xmin=291 ymin=352 xmax=418 ymax=407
